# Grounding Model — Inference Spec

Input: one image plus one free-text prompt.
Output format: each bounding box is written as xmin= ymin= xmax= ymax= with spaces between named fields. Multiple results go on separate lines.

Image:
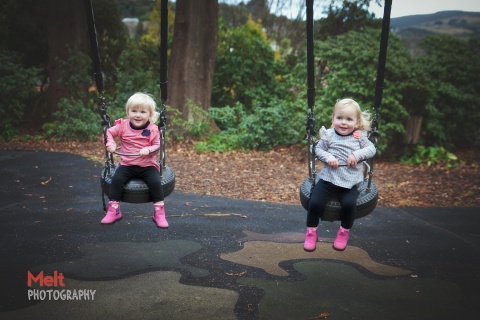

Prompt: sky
xmin=244 ymin=0 xmax=480 ymax=20
xmin=369 ymin=0 xmax=480 ymax=18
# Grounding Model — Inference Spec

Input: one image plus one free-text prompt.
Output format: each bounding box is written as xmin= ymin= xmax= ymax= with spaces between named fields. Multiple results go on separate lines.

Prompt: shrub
xmin=42 ymin=98 xmax=101 ymax=142
xmin=0 ymin=51 xmax=38 ymax=140
xmin=400 ymin=145 xmax=458 ymax=167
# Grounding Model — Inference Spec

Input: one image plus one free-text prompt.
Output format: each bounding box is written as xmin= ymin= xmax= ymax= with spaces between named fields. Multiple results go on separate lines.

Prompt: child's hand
xmin=347 ymin=154 xmax=358 ymax=167
xmin=107 ymin=146 xmax=116 ymax=153
xmin=139 ymin=148 xmax=150 ymax=156
xmin=328 ymin=158 xmax=339 ymax=169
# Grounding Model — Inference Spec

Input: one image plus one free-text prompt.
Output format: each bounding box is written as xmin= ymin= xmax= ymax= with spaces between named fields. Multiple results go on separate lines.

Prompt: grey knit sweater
xmin=315 ymin=127 xmax=376 ymax=189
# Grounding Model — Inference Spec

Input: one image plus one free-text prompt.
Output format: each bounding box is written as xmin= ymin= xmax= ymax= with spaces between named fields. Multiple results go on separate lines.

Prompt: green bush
xmin=42 ymin=98 xmax=101 ymax=142
xmin=0 ymin=51 xmax=38 ymax=140
xmin=166 ymin=101 xmax=213 ymax=141
xmin=400 ymin=145 xmax=458 ymax=167
xmin=202 ymin=98 xmax=305 ymax=152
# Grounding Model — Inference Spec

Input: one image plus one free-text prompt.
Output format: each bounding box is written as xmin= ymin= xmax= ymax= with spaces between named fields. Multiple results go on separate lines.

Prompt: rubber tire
xmin=101 ymin=165 xmax=175 ymax=203
xmin=299 ymin=177 xmax=378 ymax=222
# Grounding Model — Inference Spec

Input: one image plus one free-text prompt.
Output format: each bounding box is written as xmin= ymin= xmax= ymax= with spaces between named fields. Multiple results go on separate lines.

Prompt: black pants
xmin=306 ymin=180 xmax=359 ymax=229
xmin=109 ymin=165 xmax=164 ymax=203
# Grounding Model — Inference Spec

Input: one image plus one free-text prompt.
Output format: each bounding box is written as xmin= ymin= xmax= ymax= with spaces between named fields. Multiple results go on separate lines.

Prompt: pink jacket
xmin=106 ymin=119 xmax=160 ymax=171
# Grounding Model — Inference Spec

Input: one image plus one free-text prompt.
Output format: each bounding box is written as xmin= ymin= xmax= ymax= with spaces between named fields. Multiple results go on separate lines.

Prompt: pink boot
xmin=333 ymin=226 xmax=350 ymax=251
xmin=101 ymin=201 xmax=122 ymax=224
xmin=303 ymin=228 xmax=318 ymax=252
xmin=153 ymin=204 xmax=169 ymax=229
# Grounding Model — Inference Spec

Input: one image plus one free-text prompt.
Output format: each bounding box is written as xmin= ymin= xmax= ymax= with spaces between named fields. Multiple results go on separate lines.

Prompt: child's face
xmin=128 ymin=105 xmax=150 ymax=128
xmin=332 ymin=105 xmax=358 ymax=135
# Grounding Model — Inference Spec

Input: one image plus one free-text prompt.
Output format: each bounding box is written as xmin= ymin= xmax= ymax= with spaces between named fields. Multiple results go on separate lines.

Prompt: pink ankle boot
xmin=101 ymin=201 xmax=122 ymax=224
xmin=303 ymin=228 xmax=318 ymax=252
xmin=153 ymin=205 xmax=169 ymax=229
xmin=333 ymin=226 xmax=350 ymax=251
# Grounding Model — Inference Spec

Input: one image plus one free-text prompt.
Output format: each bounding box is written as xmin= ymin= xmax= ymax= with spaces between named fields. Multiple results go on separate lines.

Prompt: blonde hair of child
xmin=125 ymin=92 xmax=160 ymax=123
xmin=332 ymin=98 xmax=371 ymax=131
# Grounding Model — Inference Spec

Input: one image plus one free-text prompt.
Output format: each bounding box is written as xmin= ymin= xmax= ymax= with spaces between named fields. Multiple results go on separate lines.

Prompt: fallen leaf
xmin=309 ymin=312 xmax=330 ymax=319
xmin=40 ymin=177 xmax=52 ymax=185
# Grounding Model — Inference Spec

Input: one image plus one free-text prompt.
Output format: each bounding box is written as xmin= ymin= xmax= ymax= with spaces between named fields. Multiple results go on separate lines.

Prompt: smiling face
xmin=128 ymin=105 xmax=151 ymax=128
xmin=332 ymin=104 xmax=358 ymax=135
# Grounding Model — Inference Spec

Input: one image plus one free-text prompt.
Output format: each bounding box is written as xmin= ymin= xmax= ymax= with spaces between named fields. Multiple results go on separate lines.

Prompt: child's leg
xmin=138 ymin=167 xmax=165 ymax=203
xmin=333 ymin=186 xmax=359 ymax=250
xmin=101 ymin=201 xmax=122 ymax=224
xmin=152 ymin=201 xmax=168 ymax=228
xmin=306 ymin=180 xmax=335 ymax=227
xmin=304 ymin=180 xmax=335 ymax=251
xmin=338 ymin=185 xmax=359 ymax=229
xmin=102 ymin=166 xmax=134 ymax=224
xmin=140 ymin=167 xmax=168 ymax=228
xmin=108 ymin=166 xmax=135 ymax=201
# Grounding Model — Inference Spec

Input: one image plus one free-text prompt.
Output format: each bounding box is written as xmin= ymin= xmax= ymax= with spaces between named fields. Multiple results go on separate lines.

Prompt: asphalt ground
xmin=0 ymin=150 xmax=479 ymax=319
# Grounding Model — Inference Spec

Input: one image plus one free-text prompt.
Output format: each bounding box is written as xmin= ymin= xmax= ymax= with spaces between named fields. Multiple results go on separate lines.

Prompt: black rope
xmin=367 ymin=0 xmax=392 ymax=190
xmin=158 ymin=0 xmax=168 ymax=172
xmin=84 ymin=0 xmax=109 ymax=130
xmin=304 ymin=0 xmax=392 ymax=194
xmin=305 ymin=0 xmax=316 ymax=184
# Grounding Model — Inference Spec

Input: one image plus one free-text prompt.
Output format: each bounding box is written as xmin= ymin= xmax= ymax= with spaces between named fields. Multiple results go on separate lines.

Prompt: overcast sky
xmin=236 ymin=0 xmax=480 ymax=20
xmin=370 ymin=0 xmax=480 ymax=18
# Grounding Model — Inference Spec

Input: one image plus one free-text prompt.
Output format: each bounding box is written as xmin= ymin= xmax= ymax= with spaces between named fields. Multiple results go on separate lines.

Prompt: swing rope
xmin=84 ymin=0 xmax=173 ymax=210
xmin=305 ymin=0 xmax=392 ymax=194
xmin=366 ymin=0 xmax=392 ymax=191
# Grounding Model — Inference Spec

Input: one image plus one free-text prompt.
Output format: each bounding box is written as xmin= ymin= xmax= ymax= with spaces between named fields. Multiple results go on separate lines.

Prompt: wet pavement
xmin=0 ymin=150 xmax=479 ymax=319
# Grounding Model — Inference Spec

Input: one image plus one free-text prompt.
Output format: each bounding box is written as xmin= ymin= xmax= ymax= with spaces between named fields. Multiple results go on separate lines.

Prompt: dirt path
xmin=2 ymin=139 xmax=479 ymax=207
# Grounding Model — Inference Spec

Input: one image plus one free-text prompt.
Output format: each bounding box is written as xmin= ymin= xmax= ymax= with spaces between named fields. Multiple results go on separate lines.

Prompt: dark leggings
xmin=306 ymin=180 xmax=359 ymax=229
xmin=109 ymin=165 xmax=164 ymax=203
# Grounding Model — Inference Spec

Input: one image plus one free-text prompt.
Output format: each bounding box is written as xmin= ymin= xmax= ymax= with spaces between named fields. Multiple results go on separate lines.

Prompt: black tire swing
xmin=299 ymin=0 xmax=392 ymax=221
xmin=84 ymin=0 xmax=175 ymax=211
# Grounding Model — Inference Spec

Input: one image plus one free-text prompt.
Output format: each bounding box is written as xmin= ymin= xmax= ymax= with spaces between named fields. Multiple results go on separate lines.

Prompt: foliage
xmin=0 ymin=0 xmax=48 ymax=68
xmin=165 ymin=101 xmax=213 ymax=142
xmin=318 ymin=0 xmax=381 ymax=39
xmin=143 ymin=0 xmax=175 ymax=44
xmin=312 ymin=28 xmax=419 ymax=153
xmin=115 ymin=0 xmax=156 ymax=21
xmin=401 ymin=145 xmax=458 ymax=168
xmin=56 ymin=48 xmax=93 ymax=97
xmin=92 ymin=0 xmax=129 ymax=82
xmin=42 ymin=98 xmax=101 ymax=142
xmin=41 ymin=48 xmax=102 ymax=142
xmin=199 ymin=98 xmax=305 ymax=152
xmin=212 ymin=16 xmax=285 ymax=110
xmin=0 ymin=51 xmax=38 ymax=140
xmin=107 ymin=38 xmax=161 ymax=121
xmin=417 ymin=35 xmax=480 ymax=148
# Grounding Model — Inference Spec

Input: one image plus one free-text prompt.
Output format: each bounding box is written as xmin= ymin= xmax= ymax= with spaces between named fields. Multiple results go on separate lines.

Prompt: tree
xmin=46 ymin=0 xmax=89 ymax=121
xmin=168 ymin=0 xmax=219 ymax=121
xmin=417 ymin=35 xmax=480 ymax=148
xmin=212 ymin=16 xmax=282 ymax=110
xmin=318 ymin=0 xmax=381 ymax=39
xmin=313 ymin=28 xmax=419 ymax=152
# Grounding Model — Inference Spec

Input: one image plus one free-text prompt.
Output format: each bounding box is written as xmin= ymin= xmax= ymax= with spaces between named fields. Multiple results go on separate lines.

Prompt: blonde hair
xmin=125 ymin=92 xmax=160 ymax=123
xmin=332 ymin=98 xmax=371 ymax=131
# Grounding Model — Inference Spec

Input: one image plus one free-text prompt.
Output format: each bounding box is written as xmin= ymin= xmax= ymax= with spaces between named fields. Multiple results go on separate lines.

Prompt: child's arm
xmin=315 ymin=127 xmax=337 ymax=164
xmin=105 ymin=119 xmax=123 ymax=152
xmin=139 ymin=126 xmax=161 ymax=156
xmin=352 ymin=132 xmax=376 ymax=162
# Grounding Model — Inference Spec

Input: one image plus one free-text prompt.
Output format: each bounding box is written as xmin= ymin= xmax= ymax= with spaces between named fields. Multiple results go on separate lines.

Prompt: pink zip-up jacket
xmin=106 ymin=118 xmax=160 ymax=171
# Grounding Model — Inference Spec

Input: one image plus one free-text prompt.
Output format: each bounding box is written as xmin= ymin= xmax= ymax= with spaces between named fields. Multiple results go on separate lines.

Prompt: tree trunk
xmin=168 ymin=0 xmax=218 ymax=122
xmin=46 ymin=0 xmax=88 ymax=121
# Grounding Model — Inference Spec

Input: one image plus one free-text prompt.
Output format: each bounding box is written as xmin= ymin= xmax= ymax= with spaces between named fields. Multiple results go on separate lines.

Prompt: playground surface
xmin=0 ymin=150 xmax=479 ymax=319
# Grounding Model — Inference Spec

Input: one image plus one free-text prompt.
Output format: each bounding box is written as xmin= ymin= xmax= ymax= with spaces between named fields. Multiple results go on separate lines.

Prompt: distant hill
xmin=390 ymin=11 xmax=480 ymax=55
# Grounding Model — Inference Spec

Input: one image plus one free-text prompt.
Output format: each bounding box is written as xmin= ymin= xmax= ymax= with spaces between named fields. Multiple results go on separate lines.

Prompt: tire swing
xmin=299 ymin=0 xmax=392 ymax=221
xmin=84 ymin=0 xmax=175 ymax=211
